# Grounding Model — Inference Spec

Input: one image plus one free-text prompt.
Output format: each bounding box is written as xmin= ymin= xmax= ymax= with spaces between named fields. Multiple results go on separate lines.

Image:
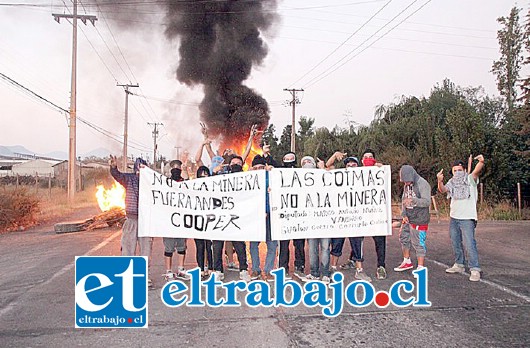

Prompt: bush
xmin=0 ymin=188 xmax=40 ymax=231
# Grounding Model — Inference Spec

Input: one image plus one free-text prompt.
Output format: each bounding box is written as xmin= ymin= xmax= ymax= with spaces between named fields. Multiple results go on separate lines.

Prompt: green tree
xmin=492 ymin=6 xmax=524 ymax=113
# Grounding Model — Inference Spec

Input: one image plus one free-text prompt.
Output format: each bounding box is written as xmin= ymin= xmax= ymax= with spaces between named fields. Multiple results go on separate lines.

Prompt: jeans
xmin=250 ymin=240 xmax=278 ymax=273
xmin=449 ymin=218 xmax=481 ymax=271
xmin=308 ymin=238 xmax=331 ymax=277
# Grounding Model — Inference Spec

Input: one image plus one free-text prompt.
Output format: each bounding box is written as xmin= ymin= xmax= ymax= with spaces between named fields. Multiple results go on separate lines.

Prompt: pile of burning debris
xmin=55 ymin=182 xmax=126 ymax=234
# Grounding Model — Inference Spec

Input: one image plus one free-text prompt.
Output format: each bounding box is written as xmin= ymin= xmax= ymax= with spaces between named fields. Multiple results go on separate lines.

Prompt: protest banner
xmin=269 ymin=166 xmax=392 ymax=240
xmin=138 ymin=167 xmax=267 ymax=241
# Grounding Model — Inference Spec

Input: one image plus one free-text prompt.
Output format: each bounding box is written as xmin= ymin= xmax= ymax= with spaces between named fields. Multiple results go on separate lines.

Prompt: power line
xmin=304 ymin=0 xmax=433 ymax=89
xmin=288 ymin=0 xmax=393 ymax=88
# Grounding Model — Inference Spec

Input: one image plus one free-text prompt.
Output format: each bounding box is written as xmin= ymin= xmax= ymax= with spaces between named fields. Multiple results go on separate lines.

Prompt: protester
xmin=248 ymin=155 xmax=278 ymax=281
xmin=278 ymin=151 xmax=303 ymax=279
xmin=109 ymin=155 xmax=153 ymax=285
xmin=437 ymin=155 xmax=485 ymax=281
xmin=394 ymin=165 xmax=431 ymax=271
xmin=162 ymin=160 xmax=190 ymax=281
xmin=211 ymin=155 xmax=252 ymax=282
xmin=300 ymin=156 xmax=332 ymax=284
xmin=325 ymin=152 xmax=372 ymax=282
xmin=194 ymin=165 xmax=214 ymax=280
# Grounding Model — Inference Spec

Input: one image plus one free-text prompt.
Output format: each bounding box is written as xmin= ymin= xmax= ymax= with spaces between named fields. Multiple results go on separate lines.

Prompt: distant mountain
xmin=0 ymin=145 xmax=37 ymax=157
xmin=0 ymin=145 xmax=112 ymax=160
xmin=43 ymin=151 xmax=68 ymax=160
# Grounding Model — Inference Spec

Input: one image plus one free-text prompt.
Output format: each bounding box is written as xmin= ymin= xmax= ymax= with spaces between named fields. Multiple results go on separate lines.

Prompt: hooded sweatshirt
xmin=400 ymin=165 xmax=431 ymax=225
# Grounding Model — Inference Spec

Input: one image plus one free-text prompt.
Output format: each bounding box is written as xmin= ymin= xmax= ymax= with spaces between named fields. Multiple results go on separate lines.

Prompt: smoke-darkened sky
xmin=0 ymin=0 xmax=522 ymax=163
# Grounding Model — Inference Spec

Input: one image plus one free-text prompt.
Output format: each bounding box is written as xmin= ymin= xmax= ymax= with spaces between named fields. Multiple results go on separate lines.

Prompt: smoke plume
xmin=164 ymin=1 xmax=278 ymax=148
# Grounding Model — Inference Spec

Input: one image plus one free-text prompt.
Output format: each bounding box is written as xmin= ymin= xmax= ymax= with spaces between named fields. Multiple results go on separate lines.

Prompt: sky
xmin=0 ymin=0 xmax=525 ymax=162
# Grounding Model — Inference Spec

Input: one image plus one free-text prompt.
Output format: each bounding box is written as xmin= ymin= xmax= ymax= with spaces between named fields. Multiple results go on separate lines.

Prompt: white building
xmin=12 ymin=159 xmax=62 ymax=177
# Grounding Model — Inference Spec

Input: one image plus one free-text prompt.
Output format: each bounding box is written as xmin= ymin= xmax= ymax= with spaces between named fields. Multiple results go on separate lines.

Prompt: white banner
xmin=269 ymin=166 xmax=392 ymax=240
xmin=138 ymin=167 xmax=267 ymax=241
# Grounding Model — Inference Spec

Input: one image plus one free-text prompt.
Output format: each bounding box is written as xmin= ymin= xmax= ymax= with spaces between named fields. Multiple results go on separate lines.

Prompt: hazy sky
xmin=0 ymin=0 xmax=524 ymax=161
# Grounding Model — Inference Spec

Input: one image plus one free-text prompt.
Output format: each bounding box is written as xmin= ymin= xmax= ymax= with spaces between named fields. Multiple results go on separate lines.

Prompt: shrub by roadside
xmin=0 ymin=188 xmax=40 ymax=232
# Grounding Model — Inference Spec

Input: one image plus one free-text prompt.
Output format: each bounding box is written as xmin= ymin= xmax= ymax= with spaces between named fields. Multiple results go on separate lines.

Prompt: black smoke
xmin=165 ymin=1 xmax=278 ymax=147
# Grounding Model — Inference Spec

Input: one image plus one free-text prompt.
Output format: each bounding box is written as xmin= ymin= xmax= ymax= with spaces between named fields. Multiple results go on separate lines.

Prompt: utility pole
xmin=283 ymin=88 xmax=303 ymax=152
xmin=175 ymin=146 xmax=181 ymax=160
xmin=53 ymin=1 xmax=97 ymax=203
xmin=148 ymin=122 xmax=163 ymax=166
xmin=117 ymin=83 xmax=139 ymax=172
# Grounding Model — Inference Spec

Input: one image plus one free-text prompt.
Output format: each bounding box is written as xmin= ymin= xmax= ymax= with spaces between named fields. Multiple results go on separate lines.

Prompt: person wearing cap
xmin=437 ymin=155 xmax=485 ymax=282
xmin=300 ymin=156 xmax=332 ymax=284
xmin=278 ymin=151 xmax=306 ymax=279
xmin=109 ymin=155 xmax=153 ymax=284
xmin=324 ymin=151 xmax=372 ymax=282
xmin=394 ymin=165 xmax=431 ymax=272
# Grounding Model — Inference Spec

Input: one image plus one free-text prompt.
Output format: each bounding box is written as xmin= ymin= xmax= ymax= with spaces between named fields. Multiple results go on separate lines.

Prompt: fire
xmin=227 ymin=139 xmax=262 ymax=170
xmin=95 ymin=181 xmax=126 ymax=212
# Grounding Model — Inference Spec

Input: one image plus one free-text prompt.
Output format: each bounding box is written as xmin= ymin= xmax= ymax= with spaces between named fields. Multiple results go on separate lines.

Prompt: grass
xmin=0 ymin=185 xmax=99 ymax=232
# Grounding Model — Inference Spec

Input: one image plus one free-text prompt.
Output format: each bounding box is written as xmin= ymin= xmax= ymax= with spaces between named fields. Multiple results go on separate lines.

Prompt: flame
xmin=95 ymin=181 xmax=126 ymax=212
xmin=226 ymin=138 xmax=261 ymax=170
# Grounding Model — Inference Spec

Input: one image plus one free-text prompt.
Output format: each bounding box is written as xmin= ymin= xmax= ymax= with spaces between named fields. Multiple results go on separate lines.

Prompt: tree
xmin=492 ymin=6 xmax=524 ymax=113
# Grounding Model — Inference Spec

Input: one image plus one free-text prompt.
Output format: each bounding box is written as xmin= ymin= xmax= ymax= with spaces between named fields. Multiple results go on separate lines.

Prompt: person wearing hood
xmin=109 ymin=155 xmax=153 ymax=284
xmin=394 ymin=164 xmax=431 ymax=272
xmin=300 ymin=156 xmax=332 ymax=284
xmin=437 ymin=155 xmax=485 ymax=282
xmin=194 ymin=166 xmax=214 ymax=280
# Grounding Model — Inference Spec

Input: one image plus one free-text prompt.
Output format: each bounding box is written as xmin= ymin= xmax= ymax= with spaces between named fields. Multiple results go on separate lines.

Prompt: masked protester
xmin=437 ymin=155 xmax=485 ymax=282
xmin=394 ymin=165 xmax=431 ymax=272
xmin=163 ymin=159 xmax=190 ymax=282
xmin=211 ymin=155 xmax=252 ymax=282
xmin=323 ymin=151 xmax=372 ymax=282
xmin=109 ymin=156 xmax=153 ymax=286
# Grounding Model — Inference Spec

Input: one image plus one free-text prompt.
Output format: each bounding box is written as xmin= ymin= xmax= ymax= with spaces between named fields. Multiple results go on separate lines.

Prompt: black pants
xmin=347 ymin=236 xmax=386 ymax=267
xmin=213 ymin=240 xmax=248 ymax=272
xmin=278 ymin=238 xmax=306 ymax=272
xmin=194 ymin=239 xmax=213 ymax=272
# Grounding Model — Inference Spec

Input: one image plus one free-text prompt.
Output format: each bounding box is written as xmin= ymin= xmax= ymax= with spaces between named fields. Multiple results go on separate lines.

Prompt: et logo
xmin=75 ymin=256 xmax=148 ymax=328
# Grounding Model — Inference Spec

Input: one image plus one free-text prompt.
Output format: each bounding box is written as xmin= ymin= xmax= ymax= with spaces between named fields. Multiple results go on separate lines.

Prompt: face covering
xmin=171 ymin=168 xmax=182 ymax=181
xmin=362 ymin=158 xmax=377 ymax=167
xmin=230 ymin=164 xmax=243 ymax=173
xmin=283 ymin=162 xmax=296 ymax=168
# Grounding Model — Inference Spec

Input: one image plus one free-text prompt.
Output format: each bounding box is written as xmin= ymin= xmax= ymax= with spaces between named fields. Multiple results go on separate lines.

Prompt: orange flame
xmin=95 ymin=181 xmax=126 ymax=211
xmin=227 ymin=139 xmax=261 ymax=170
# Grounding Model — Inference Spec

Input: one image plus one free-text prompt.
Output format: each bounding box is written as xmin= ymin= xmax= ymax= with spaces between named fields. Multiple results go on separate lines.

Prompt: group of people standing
xmin=109 ymin=125 xmax=485 ymax=286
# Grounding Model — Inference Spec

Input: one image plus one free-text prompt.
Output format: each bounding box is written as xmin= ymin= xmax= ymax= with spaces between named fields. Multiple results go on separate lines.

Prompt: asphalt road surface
xmin=0 ymin=207 xmax=529 ymax=347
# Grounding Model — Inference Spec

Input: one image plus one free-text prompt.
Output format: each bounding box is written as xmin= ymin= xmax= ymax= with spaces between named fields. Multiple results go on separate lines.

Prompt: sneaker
xmin=148 ymin=278 xmax=153 ymax=287
xmin=226 ymin=262 xmax=239 ymax=271
xmin=293 ymin=267 xmax=305 ymax=278
xmin=376 ymin=266 xmax=387 ymax=280
xmin=445 ymin=264 xmax=465 ymax=274
xmin=213 ymin=271 xmax=225 ymax=281
xmin=355 ymin=268 xmax=372 ymax=282
xmin=283 ymin=273 xmax=293 ymax=280
xmin=340 ymin=260 xmax=355 ymax=270
xmin=394 ymin=260 xmax=414 ymax=272
xmin=469 ymin=270 xmax=481 ymax=282
xmin=301 ymin=274 xmax=319 ymax=282
xmin=321 ymin=276 xmax=331 ymax=284
xmin=330 ymin=265 xmax=338 ymax=273
xmin=239 ymin=270 xmax=252 ymax=282
xmin=163 ymin=270 xmax=175 ymax=282
xmin=250 ymin=270 xmax=261 ymax=280
xmin=417 ymin=265 xmax=425 ymax=270
xmin=175 ymin=269 xmax=191 ymax=280
xmin=265 ymin=273 xmax=275 ymax=282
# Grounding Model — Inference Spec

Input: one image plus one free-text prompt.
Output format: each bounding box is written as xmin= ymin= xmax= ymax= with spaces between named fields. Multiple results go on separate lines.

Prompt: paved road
xmin=0 ymin=208 xmax=528 ymax=347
